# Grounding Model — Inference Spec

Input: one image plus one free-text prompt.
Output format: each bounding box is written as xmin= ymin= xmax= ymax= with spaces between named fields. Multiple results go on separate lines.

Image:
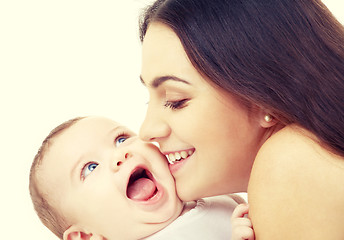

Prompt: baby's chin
xmin=136 ymin=202 xmax=184 ymax=237
xmin=175 ymin=184 xmax=207 ymax=202
xmin=146 ymin=196 xmax=183 ymax=223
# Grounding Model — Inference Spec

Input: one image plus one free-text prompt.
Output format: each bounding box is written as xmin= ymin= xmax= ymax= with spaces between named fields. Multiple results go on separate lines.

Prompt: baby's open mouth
xmin=126 ymin=168 xmax=158 ymax=201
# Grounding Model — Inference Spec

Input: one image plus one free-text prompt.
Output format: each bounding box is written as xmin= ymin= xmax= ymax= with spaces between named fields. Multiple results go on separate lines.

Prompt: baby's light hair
xmin=29 ymin=117 xmax=84 ymax=239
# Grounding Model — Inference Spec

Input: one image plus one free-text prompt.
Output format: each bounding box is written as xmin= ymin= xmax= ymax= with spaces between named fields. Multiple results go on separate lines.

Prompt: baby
xmin=29 ymin=116 xmax=254 ymax=240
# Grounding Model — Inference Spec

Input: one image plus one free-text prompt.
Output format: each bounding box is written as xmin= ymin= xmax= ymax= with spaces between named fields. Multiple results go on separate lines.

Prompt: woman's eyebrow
xmin=140 ymin=75 xmax=190 ymax=88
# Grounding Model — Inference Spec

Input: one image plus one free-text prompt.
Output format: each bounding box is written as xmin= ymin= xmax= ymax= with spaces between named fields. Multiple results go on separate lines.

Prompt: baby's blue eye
xmin=81 ymin=162 xmax=98 ymax=179
xmin=115 ymin=135 xmax=129 ymax=147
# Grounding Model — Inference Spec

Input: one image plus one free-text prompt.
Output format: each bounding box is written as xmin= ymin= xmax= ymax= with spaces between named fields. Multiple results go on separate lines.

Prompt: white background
xmin=1 ymin=1 xmax=343 ymax=239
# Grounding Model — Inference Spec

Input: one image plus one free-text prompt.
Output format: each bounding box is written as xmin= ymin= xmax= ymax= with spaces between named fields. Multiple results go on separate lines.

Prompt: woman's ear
xmin=63 ymin=225 xmax=104 ymax=240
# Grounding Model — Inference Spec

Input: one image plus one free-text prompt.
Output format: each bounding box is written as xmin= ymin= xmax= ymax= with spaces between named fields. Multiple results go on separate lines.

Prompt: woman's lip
xmin=168 ymin=153 xmax=192 ymax=174
xmin=162 ymin=148 xmax=195 ymax=156
xmin=163 ymin=148 xmax=194 ymax=165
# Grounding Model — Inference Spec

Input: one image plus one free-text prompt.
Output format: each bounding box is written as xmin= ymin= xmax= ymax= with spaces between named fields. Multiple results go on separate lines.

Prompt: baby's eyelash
xmin=115 ymin=132 xmax=129 ymax=141
xmin=80 ymin=161 xmax=98 ymax=181
xmin=115 ymin=131 xmax=125 ymax=139
xmin=164 ymin=99 xmax=189 ymax=110
xmin=114 ymin=131 xmax=133 ymax=147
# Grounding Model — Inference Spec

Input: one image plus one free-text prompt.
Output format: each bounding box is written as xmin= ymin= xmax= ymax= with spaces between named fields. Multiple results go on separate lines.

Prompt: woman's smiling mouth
xmin=165 ymin=149 xmax=195 ymax=164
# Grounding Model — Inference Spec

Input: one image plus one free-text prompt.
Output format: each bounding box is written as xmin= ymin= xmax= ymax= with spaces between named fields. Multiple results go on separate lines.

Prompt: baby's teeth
xmin=188 ymin=150 xmax=193 ymax=155
xmin=175 ymin=152 xmax=181 ymax=160
xmin=181 ymin=151 xmax=187 ymax=158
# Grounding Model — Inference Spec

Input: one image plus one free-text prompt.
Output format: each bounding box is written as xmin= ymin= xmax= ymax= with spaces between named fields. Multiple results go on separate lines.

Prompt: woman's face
xmin=140 ymin=22 xmax=266 ymax=201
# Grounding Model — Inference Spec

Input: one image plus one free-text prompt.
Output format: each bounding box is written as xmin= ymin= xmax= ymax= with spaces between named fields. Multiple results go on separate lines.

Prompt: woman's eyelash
xmin=164 ymin=99 xmax=189 ymax=110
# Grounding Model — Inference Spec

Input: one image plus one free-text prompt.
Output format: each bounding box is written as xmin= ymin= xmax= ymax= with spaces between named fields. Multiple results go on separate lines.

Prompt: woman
xmin=138 ymin=0 xmax=344 ymax=238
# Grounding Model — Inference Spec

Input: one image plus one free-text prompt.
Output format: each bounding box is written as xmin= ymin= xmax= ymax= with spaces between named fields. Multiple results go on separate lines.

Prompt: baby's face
xmin=40 ymin=117 xmax=183 ymax=239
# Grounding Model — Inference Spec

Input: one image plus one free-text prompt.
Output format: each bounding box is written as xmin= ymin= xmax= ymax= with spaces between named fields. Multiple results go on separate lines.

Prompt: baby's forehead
xmin=32 ymin=117 xmax=126 ymax=205
xmin=40 ymin=117 xmax=129 ymax=177
xmin=65 ymin=116 xmax=124 ymax=133
xmin=52 ymin=117 xmax=126 ymax=145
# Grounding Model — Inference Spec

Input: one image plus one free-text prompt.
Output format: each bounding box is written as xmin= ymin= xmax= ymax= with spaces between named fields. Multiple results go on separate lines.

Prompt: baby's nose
xmin=117 ymin=152 xmax=132 ymax=166
xmin=113 ymin=151 xmax=132 ymax=171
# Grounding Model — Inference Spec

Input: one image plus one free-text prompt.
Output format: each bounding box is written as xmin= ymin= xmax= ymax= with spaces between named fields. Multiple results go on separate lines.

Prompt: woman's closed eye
xmin=81 ymin=162 xmax=98 ymax=180
xmin=164 ymin=99 xmax=189 ymax=110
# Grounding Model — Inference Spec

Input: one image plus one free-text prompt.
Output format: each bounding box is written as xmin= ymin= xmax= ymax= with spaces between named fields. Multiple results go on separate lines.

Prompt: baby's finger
xmin=232 ymin=225 xmax=255 ymax=240
xmin=231 ymin=217 xmax=253 ymax=228
xmin=231 ymin=203 xmax=249 ymax=220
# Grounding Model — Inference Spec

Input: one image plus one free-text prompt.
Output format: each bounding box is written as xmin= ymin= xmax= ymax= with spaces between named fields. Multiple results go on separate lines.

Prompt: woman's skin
xmin=139 ymin=22 xmax=344 ymax=239
xmin=139 ymin=22 xmax=279 ymax=201
xmin=249 ymin=125 xmax=344 ymax=239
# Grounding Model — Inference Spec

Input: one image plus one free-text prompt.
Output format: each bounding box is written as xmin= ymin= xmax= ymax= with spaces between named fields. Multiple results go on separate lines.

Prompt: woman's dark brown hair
xmin=139 ymin=0 xmax=344 ymax=156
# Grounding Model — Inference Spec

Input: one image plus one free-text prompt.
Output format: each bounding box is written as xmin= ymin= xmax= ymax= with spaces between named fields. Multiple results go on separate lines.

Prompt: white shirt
xmin=145 ymin=195 xmax=238 ymax=240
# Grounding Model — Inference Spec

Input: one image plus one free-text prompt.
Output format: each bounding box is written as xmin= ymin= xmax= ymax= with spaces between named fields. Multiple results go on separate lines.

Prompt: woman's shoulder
xmin=248 ymin=125 xmax=344 ymax=239
xmin=255 ymin=124 xmax=344 ymax=170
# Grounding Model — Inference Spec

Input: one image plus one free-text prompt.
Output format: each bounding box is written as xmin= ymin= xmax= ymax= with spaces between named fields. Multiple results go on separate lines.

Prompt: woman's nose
xmin=139 ymin=108 xmax=171 ymax=142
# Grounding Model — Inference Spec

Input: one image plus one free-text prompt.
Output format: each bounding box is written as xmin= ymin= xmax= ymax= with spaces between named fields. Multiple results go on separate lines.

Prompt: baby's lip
xmin=126 ymin=166 xmax=158 ymax=201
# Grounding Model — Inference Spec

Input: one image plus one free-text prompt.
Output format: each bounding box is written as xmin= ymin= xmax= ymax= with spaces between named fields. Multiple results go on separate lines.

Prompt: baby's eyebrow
xmin=140 ymin=75 xmax=190 ymax=88
xmin=107 ymin=125 xmax=129 ymax=137
xmin=71 ymin=154 xmax=85 ymax=182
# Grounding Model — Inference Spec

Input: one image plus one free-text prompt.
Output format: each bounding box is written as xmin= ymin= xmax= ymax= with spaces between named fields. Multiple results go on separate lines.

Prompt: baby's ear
xmin=63 ymin=225 xmax=104 ymax=240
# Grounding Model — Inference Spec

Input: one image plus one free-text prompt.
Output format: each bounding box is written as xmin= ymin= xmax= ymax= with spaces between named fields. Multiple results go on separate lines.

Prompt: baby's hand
xmin=231 ymin=203 xmax=255 ymax=240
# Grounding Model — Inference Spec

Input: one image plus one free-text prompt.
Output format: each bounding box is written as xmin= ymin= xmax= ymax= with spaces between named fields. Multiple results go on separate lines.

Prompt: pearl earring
xmin=264 ymin=114 xmax=272 ymax=122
